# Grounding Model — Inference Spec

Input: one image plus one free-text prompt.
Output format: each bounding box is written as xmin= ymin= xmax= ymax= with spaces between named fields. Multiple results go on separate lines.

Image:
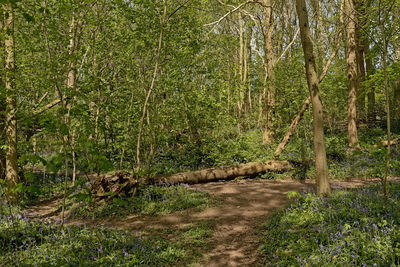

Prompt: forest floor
xmin=25 ymin=177 xmax=399 ymax=266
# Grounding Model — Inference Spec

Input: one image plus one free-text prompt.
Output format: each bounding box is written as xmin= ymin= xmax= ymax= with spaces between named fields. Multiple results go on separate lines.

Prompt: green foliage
xmin=0 ymin=212 xmax=185 ymax=266
xmin=207 ymin=130 xmax=273 ymax=166
xmin=181 ymin=221 xmax=213 ymax=246
xmin=73 ymin=184 xmax=210 ymax=218
xmin=260 ymin=183 xmax=400 ymax=266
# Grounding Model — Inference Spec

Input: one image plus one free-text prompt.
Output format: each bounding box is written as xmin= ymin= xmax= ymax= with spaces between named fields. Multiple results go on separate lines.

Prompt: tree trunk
xmin=151 ymin=160 xmax=292 ymax=184
xmin=238 ymin=12 xmax=245 ymax=117
xmin=274 ymin=97 xmax=311 ymax=157
xmin=394 ymin=44 xmax=400 ymax=129
xmin=355 ymin=0 xmax=367 ymax=121
xmin=295 ymin=0 xmax=331 ymax=195
xmin=4 ymin=3 xmax=18 ymax=193
xmin=64 ymin=13 xmax=82 ymax=185
xmin=136 ymin=3 xmax=167 ymax=170
xmin=365 ymin=38 xmax=375 ymax=122
xmin=274 ymin=1 xmax=344 ymax=158
xmin=0 ymin=95 xmax=5 ymax=181
xmin=262 ymin=0 xmax=276 ymax=144
xmin=345 ymin=0 xmax=360 ymax=149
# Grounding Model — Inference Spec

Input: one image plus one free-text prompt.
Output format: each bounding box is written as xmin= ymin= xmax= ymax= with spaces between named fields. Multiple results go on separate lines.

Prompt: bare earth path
xmin=25 ymin=177 xmax=400 ymax=266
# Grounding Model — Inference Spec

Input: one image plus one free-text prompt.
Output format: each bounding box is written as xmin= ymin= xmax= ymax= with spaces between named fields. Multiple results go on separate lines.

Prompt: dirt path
xmin=25 ymin=177 xmax=400 ymax=266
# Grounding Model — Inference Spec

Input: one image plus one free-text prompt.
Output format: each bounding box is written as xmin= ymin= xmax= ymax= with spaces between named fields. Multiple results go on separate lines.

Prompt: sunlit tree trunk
xmin=295 ymin=0 xmax=331 ymax=195
xmin=4 ymin=3 xmax=18 ymax=194
xmin=262 ymin=0 xmax=276 ymax=144
xmin=345 ymin=0 xmax=360 ymax=149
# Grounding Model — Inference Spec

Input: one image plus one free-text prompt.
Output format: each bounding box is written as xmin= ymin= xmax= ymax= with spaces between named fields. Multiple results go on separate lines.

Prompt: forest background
xmin=1 ymin=0 xmax=400 ymax=197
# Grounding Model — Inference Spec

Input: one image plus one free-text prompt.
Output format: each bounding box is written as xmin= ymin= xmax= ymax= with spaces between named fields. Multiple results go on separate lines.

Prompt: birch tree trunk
xmin=344 ymin=0 xmax=360 ymax=149
xmin=295 ymin=0 xmax=331 ymax=195
xmin=4 ymin=3 xmax=19 ymax=194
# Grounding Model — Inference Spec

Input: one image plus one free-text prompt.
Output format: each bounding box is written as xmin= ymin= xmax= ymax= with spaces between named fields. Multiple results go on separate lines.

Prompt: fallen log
xmin=374 ymin=137 xmax=400 ymax=148
xmin=150 ymin=160 xmax=292 ymax=184
xmin=91 ymin=171 xmax=138 ymax=201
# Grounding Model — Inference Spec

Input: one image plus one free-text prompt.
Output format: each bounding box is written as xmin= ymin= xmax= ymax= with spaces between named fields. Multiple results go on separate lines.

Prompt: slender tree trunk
xmin=274 ymin=2 xmax=344 ymax=157
xmin=136 ymin=3 xmax=167 ymax=170
xmin=4 ymin=3 xmax=18 ymax=194
xmin=64 ymin=13 xmax=82 ymax=185
xmin=238 ymin=12 xmax=245 ymax=117
xmin=365 ymin=38 xmax=375 ymax=122
xmin=274 ymin=97 xmax=311 ymax=157
xmin=393 ymin=44 xmax=400 ymax=128
xmin=262 ymin=0 xmax=276 ymax=144
xmin=295 ymin=0 xmax=331 ymax=195
xmin=381 ymin=17 xmax=390 ymax=201
xmin=0 ymin=19 xmax=5 ymax=181
xmin=345 ymin=0 xmax=360 ymax=149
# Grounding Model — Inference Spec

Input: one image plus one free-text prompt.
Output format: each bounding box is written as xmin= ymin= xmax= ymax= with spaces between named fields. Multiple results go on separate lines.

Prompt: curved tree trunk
xmin=295 ymin=0 xmax=331 ymax=195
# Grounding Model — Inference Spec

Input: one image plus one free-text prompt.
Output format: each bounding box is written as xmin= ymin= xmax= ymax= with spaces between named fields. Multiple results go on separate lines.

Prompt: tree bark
xmin=274 ymin=5 xmax=344 ymax=158
xmin=262 ymin=0 xmax=276 ymax=144
xmin=394 ymin=44 xmax=400 ymax=127
xmin=295 ymin=0 xmax=331 ymax=195
xmin=344 ymin=0 xmax=360 ymax=149
xmin=151 ymin=160 xmax=292 ymax=184
xmin=274 ymin=97 xmax=311 ymax=157
xmin=4 ymin=3 xmax=18 ymax=192
xmin=355 ymin=0 xmax=367 ymax=121
xmin=238 ymin=12 xmax=245 ymax=117
xmin=365 ymin=38 xmax=375 ymax=122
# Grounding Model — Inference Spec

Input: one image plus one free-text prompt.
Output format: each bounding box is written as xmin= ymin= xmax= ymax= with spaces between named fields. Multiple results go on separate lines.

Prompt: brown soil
xmin=25 ymin=177 xmax=400 ymax=266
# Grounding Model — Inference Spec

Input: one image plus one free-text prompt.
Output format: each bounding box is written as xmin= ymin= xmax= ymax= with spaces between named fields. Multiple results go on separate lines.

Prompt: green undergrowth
xmin=260 ymin=183 xmax=400 ymax=266
xmin=71 ymin=183 xmax=211 ymax=219
xmin=0 ymin=213 xmax=182 ymax=266
xmin=0 ymin=204 xmax=214 ymax=266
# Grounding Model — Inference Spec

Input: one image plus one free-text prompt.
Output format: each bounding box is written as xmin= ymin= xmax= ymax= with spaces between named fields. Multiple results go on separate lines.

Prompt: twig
xmin=204 ymin=0 xmax=254 ymax=26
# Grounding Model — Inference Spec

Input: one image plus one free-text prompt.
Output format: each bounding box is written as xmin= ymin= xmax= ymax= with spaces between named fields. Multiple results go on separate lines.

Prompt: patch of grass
xmin=182 ymin=221 xmax=214 ymax=246
xmin=0 ymin=211 xmax=184 ymax=266
xmin=260 ymin=183 xmax=400 ymax=266
xmin=73 ymin=184 xmax=211 ymax=219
